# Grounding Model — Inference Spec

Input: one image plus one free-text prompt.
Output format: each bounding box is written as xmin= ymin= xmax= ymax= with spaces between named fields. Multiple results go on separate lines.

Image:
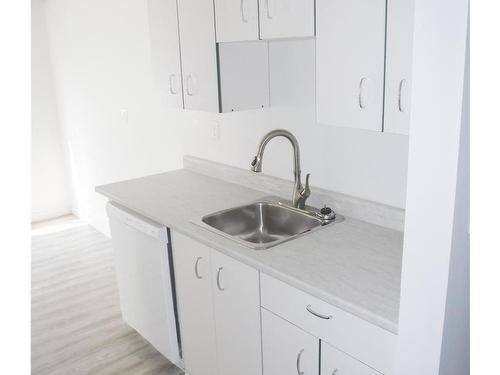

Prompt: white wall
xmin=42 ymin=0 xmax=409 ymax=234
xmin=394 ymin=0 xmax=469 ymax=374
xmin=31 ymin=0 xmax=72 ymax=222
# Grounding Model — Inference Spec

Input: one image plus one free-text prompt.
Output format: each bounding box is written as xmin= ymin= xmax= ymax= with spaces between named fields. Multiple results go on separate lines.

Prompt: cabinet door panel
xmin=262 ymin=308 xmax=319 ymax=375
xmin=316 ymin=0 xmax=386 ymax=131
xmin=215 ymin=0 xmax=259 ymax=42
xmin=259 ymin=0 xmax=315 ymax=39
xmin=147 ymin=0 xmax=183 ymax=109
xmin=383 ymin=0 xmax=415 ymax=135
xmin=322 ymin=342 xmax=381 ymax=375
xmin=171 ymin=232 xmax=217 ymax=375
xmin=211 ymin=251 xmax=262 ymax=375
xmin=148 ymin=0 xmax=183 ymax=108
xmin=177 ymin=0 xmax=219 ymax=111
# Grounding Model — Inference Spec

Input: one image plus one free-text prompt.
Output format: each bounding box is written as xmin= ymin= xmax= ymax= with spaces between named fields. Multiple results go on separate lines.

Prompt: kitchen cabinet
xmin=171 ymin=232 xmax=218 ymax=375
xmin=258 ymin=0 xmax=315 ymax=39
xmin=172 ymin=232 xmax=262 ymax=375
xmin=322 ymin=342 xmax=380 ymax=375
xmin=147 ymin=0 xmax=184 ymax=109
xmin=214 ymin=0 xmax=259 ymax=42
xmin=261 ymin=309 xmax=319 ymax=375
xmin=261 ymin=273 xmax=396 ymax=374
xmin=218 ymin=41 xmax=270 ymax=112
xmin=177 ymin=0 xmax=220 ymax=112
xmin=176 ymin=0 xmax=269 ymax=112
xmin=211 ymin=250 xmax=262 ymax=375
xmin=383 ymin=0 xmax=415 ymax=135
xmin=316 ymin=0 xmax=387 ymax=131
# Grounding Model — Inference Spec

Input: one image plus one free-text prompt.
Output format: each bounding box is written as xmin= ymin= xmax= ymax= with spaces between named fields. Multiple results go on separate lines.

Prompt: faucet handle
xmin=302 ymin=173 xmax=311 ymax=198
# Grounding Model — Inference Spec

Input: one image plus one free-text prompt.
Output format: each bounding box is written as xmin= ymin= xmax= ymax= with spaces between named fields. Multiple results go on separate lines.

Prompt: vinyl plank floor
xmin=31 ymin=218 xmax=184 ymax=375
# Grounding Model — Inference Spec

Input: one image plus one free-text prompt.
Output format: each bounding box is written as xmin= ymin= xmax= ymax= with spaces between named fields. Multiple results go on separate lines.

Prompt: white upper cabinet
xmin=383 ymin=0 xmax=415 ymax=135
xmin=214 ymin=0 xmax=259 ymax=42
xmin=147 ymin=0 xmax=183 ymax=109
xmin=211 ymin=250 xmax=262 ymax=375
xmin=258 ymin=0 xmax=315 ymax=39
xmin=316 ymin=0 xmax=387 ymax=131
xmin=171 ymin=232 xmax=218 ymax=375
xmin=218 ymin=41 xmax=270 ymax=112
xmin=262 ymin=309 xmax=319 ymax=375
xmin=177 ymin=0 xmax=220 ymax=112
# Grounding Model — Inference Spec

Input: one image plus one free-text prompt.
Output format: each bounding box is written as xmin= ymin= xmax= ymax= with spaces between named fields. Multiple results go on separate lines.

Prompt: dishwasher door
xmin=107 ymin=203 xmax=182 ymax=368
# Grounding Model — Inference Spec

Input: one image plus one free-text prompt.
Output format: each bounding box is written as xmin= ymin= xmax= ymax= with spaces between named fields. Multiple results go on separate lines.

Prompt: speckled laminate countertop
xmin=96 ymin=168 xmax=403 ymax=334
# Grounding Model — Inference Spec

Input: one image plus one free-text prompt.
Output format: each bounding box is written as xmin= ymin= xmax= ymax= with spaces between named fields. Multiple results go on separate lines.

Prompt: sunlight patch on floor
xmin=31 ymin=214 xmax=87 ymax=236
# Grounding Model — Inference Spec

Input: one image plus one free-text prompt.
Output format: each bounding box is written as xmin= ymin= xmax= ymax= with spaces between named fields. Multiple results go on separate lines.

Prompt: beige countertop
xmin=96 ymin=167 xmax=403 ymax=334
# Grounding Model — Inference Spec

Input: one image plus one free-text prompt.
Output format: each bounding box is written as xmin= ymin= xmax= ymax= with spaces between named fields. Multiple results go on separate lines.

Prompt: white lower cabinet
xmin=211 ymin=250 xmax=262 ymax=375
xmin=262 ymin=309 xmax=319 ymax=375
xmin=172 ymin=231 xmax=395 ymax=375
xmin=172 ymin=232 xmax=262 ymax=375
xmin=171 ymin=232 xmax=218 ymax=375
xmin=322 ymin=342 xmax=380 ymax=375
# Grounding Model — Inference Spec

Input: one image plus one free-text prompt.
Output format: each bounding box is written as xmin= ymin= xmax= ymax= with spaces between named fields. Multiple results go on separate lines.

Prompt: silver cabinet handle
xmin=332 ymin=369 xmax=339 ymax=375
xmin=240 ymin=0 xmax=248 ymax=23
xmin=358 ymin=77 xmax=371 ymax=109
xmin=306 ymin=304 xmax=332 ymax=320
xmin=216 ymin=267 xmax=225 ymax=291
xmin=398 ymin=79 xmax=409 ymax=113
xmin=185 ymin=74 xmax=198 ymax=96
xmin=296 ymin=349 xmax=305 ymax=375
xmin=266 ymin=0 xmax=273 ymax=19
xmin=169 ymin=74 xmax=178 ymax=95
xmin=194 ymin=257 xmax=203 ymax=279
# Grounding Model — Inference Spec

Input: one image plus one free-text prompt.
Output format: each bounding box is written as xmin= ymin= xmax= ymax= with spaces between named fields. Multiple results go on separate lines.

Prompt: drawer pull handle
xmin=398 ymin=78 xmax=409 ymax=113
xmin=296 ymin=349 xmax=305 ymax=375
xmin=185 ymin=74 xmax=198 ymax=96
xmin=194 ymin=257 xmax=203 ymax=279
xmin=216 ymin=267 xmax=225 ymax=291
xmin=332 ymin=369 xmax=339 ymax=375
xmin=306 ymin=304 xmax=332 ymax=320
xmin=240 ymin=0 xmax=248 ymax=23
xmin=358 ymin=77 xmax=371 ymax=109
xmin=169 ymin=73 xmax=178 ymax=95
xmin=266 ymin=0 xmax=274 ymax=19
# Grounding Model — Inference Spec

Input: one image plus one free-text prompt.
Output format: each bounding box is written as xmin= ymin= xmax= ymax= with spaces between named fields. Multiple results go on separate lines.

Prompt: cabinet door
xmin=316 ymin=0 xmax=386 ymax=131
xmin=177 ymin=0 xmax=219 ymax=111
xmin=171 ymin=232 xmax=217 ymax=375
xmin=147 ymin=0 xmax=183 ymax=109
xmin=321 ymin=341 xmax=381 ymax=375
xmin=383 ymin=0 xmax=415 ymax=135
xmin=215 ymin=0 xmax=259 ymax=42
xmin=262 ymin=309 xmax=319 ymax=375
xmin=258 ymin=0 xmax=315 ymax=39
xmin=211 ymin=251 xmax=262 ymax=375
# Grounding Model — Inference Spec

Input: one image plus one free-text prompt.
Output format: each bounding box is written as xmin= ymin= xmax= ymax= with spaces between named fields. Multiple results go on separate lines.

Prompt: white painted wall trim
xmin=394 ymin=1 xmax=469 ymax=374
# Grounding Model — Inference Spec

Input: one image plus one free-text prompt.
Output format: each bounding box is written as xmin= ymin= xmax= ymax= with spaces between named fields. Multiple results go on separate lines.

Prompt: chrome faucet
xmin=251 ymin=129 xmax=311 ymax=209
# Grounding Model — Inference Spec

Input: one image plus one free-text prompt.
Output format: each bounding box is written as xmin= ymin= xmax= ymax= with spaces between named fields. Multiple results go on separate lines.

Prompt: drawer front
xmin=260 ymin=273 xmax=396 ymax=374
xmin=322 ymin=341 xmax=381 ymax=375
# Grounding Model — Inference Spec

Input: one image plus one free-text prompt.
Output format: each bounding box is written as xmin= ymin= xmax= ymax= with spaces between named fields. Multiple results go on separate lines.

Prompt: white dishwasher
xmin=107 ymin=202 xmax=183 ymax=369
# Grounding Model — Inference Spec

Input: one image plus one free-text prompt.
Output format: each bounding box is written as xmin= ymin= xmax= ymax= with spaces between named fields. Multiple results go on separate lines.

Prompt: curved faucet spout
xmin=250 ymin=129 xmax=310 ymax=209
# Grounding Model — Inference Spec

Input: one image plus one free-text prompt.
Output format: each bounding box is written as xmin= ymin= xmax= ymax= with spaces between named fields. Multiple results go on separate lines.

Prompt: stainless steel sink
xmin=194 ymin=200 xmax=341 ymax=250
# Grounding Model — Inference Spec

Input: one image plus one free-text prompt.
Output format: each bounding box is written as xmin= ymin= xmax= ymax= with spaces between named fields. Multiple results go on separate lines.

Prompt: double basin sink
xmin=194 ymin=199 xmax=343 ymax=250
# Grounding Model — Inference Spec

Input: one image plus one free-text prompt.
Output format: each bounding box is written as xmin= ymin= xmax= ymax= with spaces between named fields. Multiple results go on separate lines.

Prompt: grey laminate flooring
xmin=31 ymin=217 xmax=184 ymax=375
